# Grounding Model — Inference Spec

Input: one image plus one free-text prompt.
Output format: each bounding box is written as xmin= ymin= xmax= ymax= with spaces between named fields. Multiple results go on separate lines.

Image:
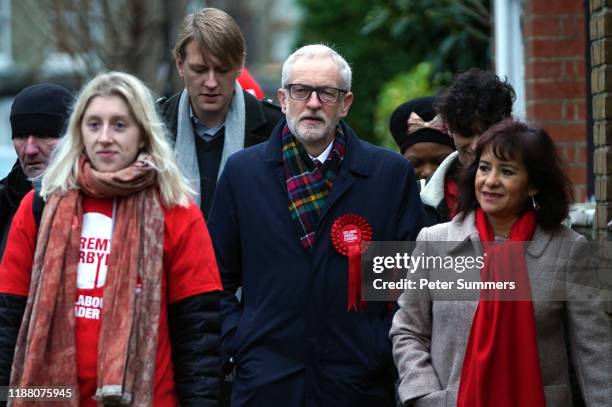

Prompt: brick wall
xmin=523 ymin=0 xmax=588 ymax=202
xmin=591 ymin=0 xmax=612 ymax=238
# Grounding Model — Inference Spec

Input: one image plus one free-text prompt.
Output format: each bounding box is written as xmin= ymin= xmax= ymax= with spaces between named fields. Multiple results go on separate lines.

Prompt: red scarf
xmin=457 ymin=208 xmax=546 ymax=407
xmin=444 ymin=177 xmax=459 ymax=219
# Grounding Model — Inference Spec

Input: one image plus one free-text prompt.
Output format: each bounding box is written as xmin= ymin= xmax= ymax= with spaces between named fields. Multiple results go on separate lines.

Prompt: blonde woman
xmin=0 ymin=72 xmax=222 ymax=406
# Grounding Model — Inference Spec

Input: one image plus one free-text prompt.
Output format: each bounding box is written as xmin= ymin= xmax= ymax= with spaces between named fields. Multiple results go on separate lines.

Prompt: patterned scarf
xmin=10 ymin=154 xmax=163 ymax=406
xmin=282 ymin=124 xmax=346 ymax=250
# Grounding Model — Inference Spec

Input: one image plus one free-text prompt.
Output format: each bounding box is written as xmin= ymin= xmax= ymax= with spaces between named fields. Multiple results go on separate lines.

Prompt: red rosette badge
xmin=331 ymin=214 xmax=372 ymax=311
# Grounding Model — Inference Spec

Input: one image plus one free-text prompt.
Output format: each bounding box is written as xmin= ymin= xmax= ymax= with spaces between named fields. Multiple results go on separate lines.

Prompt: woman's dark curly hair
xmin=457 ymin=119 xmax=574 ymax=230
xmin=435 ymin=68 xmax=516 ymax=137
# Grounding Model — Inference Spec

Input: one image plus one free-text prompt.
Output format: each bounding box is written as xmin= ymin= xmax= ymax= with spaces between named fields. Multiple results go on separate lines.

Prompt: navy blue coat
xmin=208 ymin=120 xmax=425 ymax=406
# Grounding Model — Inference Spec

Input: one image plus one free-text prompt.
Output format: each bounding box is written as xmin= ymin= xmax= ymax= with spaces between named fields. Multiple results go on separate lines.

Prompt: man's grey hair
xmin=281 ymin=44 xmax=352 ymax=90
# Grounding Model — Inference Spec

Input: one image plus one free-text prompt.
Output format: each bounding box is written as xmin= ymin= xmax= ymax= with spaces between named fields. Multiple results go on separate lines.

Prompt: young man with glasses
xmin=207 ymin=44 xmax=424 ymax=406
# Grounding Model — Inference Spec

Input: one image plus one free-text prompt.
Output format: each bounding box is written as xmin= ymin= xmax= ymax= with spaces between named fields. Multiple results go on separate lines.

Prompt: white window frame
xmin=495 ymin=0 xmax=526 ymax=119
xmin=0 ymin=0 xmax=12 ymax=68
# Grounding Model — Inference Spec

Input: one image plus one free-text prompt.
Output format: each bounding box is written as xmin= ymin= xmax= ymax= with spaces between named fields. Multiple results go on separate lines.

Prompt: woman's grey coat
xmin=391 ymin=211 xmax=612 ymax=406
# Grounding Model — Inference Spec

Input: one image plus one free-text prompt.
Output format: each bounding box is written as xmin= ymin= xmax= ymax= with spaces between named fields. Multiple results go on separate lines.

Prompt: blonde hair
xmin=173 ymin=7 xmax=245 ymax=69
xmin=42 ymin=71 xmax=194 ymax=207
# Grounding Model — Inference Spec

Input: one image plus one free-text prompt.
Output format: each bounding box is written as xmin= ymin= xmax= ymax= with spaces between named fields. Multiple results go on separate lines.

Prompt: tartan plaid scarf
xmin=282 ymin=124 xmax=346 ymax=250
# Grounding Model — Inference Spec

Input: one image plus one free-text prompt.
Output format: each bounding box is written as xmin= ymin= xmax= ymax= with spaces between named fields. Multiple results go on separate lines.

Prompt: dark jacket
xmin=168 ymin=292 xmax=222 ymax=406
xmin=208 ymin=119 xmax=425 ymax=406
xmin=157 ymin=90 xmax=283 ymax=217
xmin=0 ymin=294 xmax=25 ymax=387
xmin=0 ymin=161 xmax=31 ymax=260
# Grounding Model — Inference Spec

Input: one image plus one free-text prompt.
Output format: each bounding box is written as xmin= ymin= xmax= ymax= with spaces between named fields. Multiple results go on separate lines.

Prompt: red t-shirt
xmin=0 ymin=191 xmax=222 ymax=406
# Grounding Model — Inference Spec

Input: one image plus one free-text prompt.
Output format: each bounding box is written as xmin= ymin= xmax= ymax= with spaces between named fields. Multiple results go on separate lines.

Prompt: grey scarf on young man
xmin=174 ymin=81 xmax=245 ymax=206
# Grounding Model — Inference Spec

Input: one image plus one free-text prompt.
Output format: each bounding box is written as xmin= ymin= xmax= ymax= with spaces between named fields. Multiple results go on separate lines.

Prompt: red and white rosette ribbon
xmin=331 ymin=214 xmax=372 ymax=311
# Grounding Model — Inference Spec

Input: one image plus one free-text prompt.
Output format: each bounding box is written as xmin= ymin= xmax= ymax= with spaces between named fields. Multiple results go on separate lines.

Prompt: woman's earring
xmin=531 ymin=195 xmax=540 ymax=211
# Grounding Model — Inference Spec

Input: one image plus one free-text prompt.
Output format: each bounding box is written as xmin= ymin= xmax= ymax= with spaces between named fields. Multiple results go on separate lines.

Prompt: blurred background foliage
xmin=294 ymin=0 xmax=491 ymax=147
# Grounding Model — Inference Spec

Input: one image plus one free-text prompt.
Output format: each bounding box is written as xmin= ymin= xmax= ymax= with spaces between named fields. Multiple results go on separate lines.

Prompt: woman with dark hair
xmin=391 ymin=119 xmax=611 ymax=406
xmin=455 ymin=119 xmax=573 ymax=231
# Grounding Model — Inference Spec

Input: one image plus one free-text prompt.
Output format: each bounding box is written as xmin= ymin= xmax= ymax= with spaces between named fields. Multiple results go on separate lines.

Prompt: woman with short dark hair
xmin=456 ymin=119 xmax=573 ymax=230
xmin=391 ymin=119 xmax=611 ymax=406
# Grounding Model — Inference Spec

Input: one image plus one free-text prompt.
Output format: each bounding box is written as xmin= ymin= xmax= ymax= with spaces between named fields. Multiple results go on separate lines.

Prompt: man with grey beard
xmin=207 ymin=44 xmax=424 ymax=406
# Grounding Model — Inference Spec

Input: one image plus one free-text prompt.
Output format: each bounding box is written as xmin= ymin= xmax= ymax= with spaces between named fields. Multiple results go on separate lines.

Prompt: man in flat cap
xmin=0 ymin=83 xmax=75 ymax=259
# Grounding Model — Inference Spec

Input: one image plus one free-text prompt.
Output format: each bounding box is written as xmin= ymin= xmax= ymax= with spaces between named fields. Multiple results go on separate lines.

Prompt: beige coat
xmin=391 ymin=211 xmax=612 ymax=406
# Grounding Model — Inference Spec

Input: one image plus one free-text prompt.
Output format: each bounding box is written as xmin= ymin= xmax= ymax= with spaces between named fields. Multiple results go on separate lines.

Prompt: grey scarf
xmin=174 ymin=81 xmax=245 ymax=206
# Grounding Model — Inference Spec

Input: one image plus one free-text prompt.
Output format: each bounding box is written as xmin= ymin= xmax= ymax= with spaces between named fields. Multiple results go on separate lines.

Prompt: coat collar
xmin=420 ymin=151 xmax=458 ymax=207
xmin=447 ymin=211 xmax=554 ymax=258
xmin=264 ymin=119 xmax=370 ymax=177
xmin=243 ymin=90 xmax=266 ymax=134
xmin=160 ymin=89 xmax=264 ymax=142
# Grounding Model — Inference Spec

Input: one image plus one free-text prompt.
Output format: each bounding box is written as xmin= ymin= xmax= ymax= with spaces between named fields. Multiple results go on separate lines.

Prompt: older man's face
xmin=278 ymin=55 xmax=353 ymax=155
xmin=12 ymin=135 xmax=59 ymax=178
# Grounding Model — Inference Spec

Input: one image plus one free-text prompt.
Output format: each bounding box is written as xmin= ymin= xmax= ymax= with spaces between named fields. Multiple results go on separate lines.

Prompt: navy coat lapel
xmin=320 ymin=121 xmax=369 ymax=221
xmin=264 ymin=119 xmax=288 ymax=190
xmin=264 ymin=120 xmax=313 ymax=250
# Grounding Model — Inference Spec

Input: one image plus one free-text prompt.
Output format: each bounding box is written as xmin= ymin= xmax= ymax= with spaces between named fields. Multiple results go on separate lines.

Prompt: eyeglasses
xmin=285 ymin=84 xmax=348 ymax=104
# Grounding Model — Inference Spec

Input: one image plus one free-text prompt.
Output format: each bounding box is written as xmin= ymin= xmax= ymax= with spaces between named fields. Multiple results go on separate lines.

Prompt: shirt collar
xmin=309 ymin=140 xmax=334 ymax=165
xmin=189 ymin=104 xmax=224 ymax=139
